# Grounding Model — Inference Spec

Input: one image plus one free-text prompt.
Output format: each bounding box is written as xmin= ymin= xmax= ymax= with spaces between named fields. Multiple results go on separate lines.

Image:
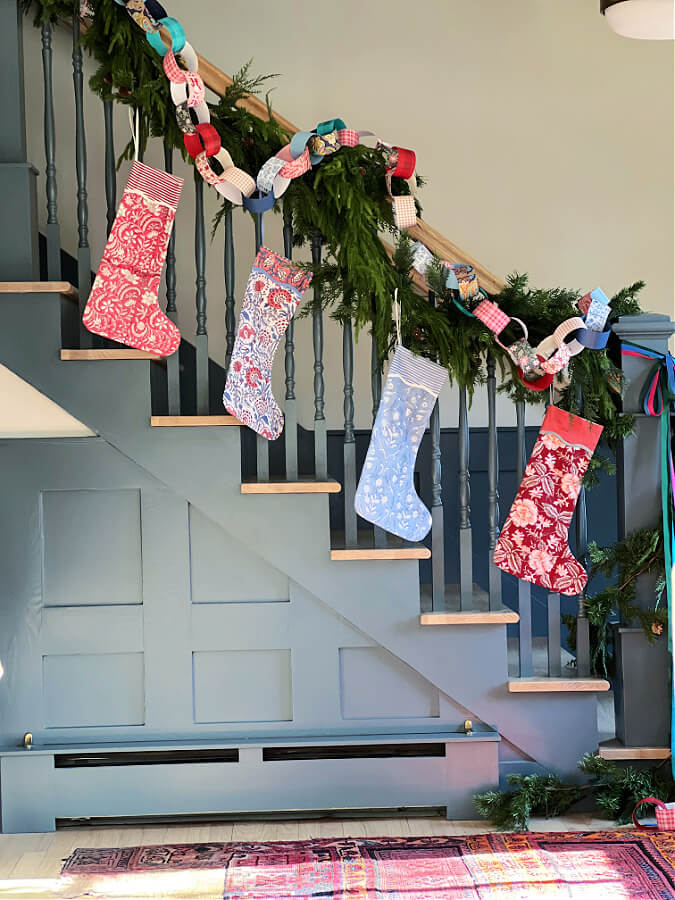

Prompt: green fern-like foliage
xmin=474 ymin=774 xmax=585 ymax=831
xmin=475 ymin=753 xmax=674 ymax=831
xmin=563 ymin=526 xmax=665 ymax=678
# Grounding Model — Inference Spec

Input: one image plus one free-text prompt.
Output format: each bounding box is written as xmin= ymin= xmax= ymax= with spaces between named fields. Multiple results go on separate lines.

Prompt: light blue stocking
xmin=355 ymin=345 xmax=448 ymax=542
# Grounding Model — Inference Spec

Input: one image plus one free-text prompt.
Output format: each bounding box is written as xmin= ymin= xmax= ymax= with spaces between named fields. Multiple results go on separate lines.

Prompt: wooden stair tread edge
xmin=507 ymin=677 xmax=610 ymax=693
xmin=330 ymin=546 xmax=431 ymax=561
xmin=241 ymin=480 xmax=342 ymax=495
xmin=420 ymin=609 xmax=519 ymax=625
xmin=61 ymin=349 xmax=161 ymax=361
xmin=150 ymin=416 xmax=242 ymax=426
xmin=598 ymin=740 xmax=671 ymax=760
xmin=0 ymin=281 xmax=78 ymax=298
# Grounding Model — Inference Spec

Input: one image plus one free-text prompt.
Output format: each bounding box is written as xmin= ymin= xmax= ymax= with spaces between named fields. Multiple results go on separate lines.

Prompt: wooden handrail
xmin=195 ymin=48 xmax=506 ymax=295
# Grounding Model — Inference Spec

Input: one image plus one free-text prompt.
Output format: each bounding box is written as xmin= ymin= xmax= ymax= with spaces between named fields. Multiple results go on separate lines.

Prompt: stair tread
xmin=508 ymin=677 xmax=610 ymax=693
xmin=330 ymin=530 xmax=430 ymax=561
xmin=151 ymin=415 xmax=242 ymax=426
xmin=62 ymin=349 xmax=161 ymax=361
xmin=0 ymin=280 xmax=77 ymax=299
xmin=598 ymin=739 xmax=670 ymax=760
xmin=421 ymin=609 xmax=519 ymax=625
xmin=241 ymin=479 xmax=341 ymax=494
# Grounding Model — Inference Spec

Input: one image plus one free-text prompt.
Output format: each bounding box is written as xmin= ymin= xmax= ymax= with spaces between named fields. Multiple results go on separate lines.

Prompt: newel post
xmin=0 ymin=2 xmax=39 ymax=279
xmin=611 ymin=312 xmax=675 ymax=748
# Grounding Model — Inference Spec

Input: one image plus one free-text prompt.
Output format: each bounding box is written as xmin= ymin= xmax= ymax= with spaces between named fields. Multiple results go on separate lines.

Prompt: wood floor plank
xmin=270 ymin=821 xmax=300 ymax=841
xmin=230 ymin=822 xmax=263 ymax=842
xmin=206 ymin=823 xmax=235 ymax=843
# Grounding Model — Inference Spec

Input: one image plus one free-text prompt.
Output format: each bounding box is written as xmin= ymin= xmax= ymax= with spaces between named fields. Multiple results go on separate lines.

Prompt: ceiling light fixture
xmin=601 ymin=0 xmax=675 ymax=39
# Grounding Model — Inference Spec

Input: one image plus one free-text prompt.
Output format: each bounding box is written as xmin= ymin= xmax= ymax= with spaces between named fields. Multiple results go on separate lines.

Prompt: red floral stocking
xmin=494 ymin=405 xmax=603 ymax=596
xmin=83 ymin=162 xmax=184 ymax=356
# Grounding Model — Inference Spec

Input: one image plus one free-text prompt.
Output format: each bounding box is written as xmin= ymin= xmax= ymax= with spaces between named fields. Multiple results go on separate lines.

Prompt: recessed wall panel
xmin=42 ymin=490 xmax=142 ymax=606
xmin=193 ymin=650 xmax=292 ymax=723
xmin=43 ymin=652 xmax=145 ymax=728
xmin=189 ymin=507 xmax=289 ymax=604
xmin=340 ymin=647 xmax=439 ymax=719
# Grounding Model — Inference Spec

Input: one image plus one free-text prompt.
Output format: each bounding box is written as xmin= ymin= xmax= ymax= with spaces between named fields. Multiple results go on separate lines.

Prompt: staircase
xmin=0 ymin=3 xmax=614 ymax=833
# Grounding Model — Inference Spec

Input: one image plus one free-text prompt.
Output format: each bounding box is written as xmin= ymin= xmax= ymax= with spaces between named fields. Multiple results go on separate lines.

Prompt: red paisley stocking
xmin=83 ymin=162 xmax=183 ymax=357
xmin=494 ymin=406 xmax=603 ymax=596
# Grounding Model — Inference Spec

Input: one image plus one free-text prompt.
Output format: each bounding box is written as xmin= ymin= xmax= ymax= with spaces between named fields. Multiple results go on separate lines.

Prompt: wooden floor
xmin=0 ymin=813 xmax=626 ymax=898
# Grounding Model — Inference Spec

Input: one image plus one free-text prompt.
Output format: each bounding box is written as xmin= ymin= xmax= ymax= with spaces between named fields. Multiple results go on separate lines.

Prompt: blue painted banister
xmin=72 ymin=16 xmax=91 ymax=348
xmin=343 ymin=318 xmax=357 ymax=546
xmin=41 ymin=21 xmax=60 ymax=281
xmin=283 ymin=209 xmax=298 ymax=482
xmin=486 ymin=351 xmax=502 ymax=610
xmin=458 ymin=388 xmax=473 ymax=610
xmin=574 ymin=389 xmax=591 ymax=678
xmin=224 ymin=205 xmax=236 ymax=373
xmin=103 ymin=102 xmax=116 ymax=238
xmin=164 ymin=141 xmax=180 ymax=416
xmin=194 ymin=178 xmax=209 ymax=415
xmin=311 ymin=231 xmax=327 ymax=480
xmin=515 ymin=400 xmax=533 ymax=676
xmin=371 ymin=329 xmax=386 ymax=549
xmin=429 ymin=291 xmax=445 ymax=611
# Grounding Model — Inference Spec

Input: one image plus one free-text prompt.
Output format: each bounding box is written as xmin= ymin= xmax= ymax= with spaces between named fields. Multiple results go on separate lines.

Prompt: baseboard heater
xmin=0 ymin=728 xmax=500 ymax=833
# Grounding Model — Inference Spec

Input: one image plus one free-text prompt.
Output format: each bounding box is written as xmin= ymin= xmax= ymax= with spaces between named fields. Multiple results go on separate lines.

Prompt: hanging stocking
xmin=82 ymin=161 xmax=183 ymax=356
xmin=354 ymin=345 xmax=447 ymax=541
xmin=223 ymin=247 xmax=312 ymax=439
xmin=494 ymin=405 xmax=603 ymax=595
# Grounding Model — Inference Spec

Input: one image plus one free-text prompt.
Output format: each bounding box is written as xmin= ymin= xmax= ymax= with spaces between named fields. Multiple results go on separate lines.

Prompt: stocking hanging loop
xmin=128 ymin=107 xmax=140 ymax=162
xmin=393 ymin=288 xmax=402 ymax=347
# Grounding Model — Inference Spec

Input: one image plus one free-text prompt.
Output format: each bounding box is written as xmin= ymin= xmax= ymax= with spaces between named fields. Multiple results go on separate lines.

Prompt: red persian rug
xmin=61 ymin=831 xmax=675 ymax=898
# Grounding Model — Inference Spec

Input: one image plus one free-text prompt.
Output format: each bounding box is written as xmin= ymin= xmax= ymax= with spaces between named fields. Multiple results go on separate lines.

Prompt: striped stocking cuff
xmin=389 ymin=345 xmax=448 ymax=397
xmin=126 ymin=161 xmax=184 ymax=209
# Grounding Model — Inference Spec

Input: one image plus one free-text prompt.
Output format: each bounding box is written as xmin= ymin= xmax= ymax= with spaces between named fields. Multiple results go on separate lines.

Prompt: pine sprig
xmin=475 ymin=752 xmax=674 ymax=831
xmin=563 ymin=526 xmax=666 ymax=678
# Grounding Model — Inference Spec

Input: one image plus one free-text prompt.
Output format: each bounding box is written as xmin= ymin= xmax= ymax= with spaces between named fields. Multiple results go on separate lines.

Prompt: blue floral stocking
xmin=355 ymin=345 xmax=448 ymax=541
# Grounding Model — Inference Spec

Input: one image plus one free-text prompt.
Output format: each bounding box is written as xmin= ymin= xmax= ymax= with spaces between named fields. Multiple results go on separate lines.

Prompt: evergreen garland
xmin=563 ymin=526 xmax=666 ymax=678
xmin=474 ymin=753 xmax=674 ymax=831
xmin=24 ymin=0 xmax=650 ymax=444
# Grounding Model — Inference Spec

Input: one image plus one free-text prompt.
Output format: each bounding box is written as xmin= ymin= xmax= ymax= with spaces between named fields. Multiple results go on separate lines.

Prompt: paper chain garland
xmin=113 ymin=0 xmax=613 ymax=389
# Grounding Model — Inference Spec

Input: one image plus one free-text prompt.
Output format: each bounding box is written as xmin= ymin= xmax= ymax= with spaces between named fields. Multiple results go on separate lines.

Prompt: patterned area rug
xmin=61 ymin=832 xmax=675 ymax=898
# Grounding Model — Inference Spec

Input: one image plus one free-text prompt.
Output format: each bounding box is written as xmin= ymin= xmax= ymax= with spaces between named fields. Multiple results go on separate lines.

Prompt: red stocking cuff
xmin=542 ymin=405 xmax=603 ymax=452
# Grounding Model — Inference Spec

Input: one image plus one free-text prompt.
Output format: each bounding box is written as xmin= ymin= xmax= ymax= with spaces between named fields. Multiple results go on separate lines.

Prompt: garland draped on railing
xmin=25 ymin=0 xmax=647 ymax=466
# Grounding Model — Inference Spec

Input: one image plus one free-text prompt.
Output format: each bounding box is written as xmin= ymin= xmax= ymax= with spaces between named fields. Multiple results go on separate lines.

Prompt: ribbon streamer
xmin=621 ymin=342 xmax=675 ymax=778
